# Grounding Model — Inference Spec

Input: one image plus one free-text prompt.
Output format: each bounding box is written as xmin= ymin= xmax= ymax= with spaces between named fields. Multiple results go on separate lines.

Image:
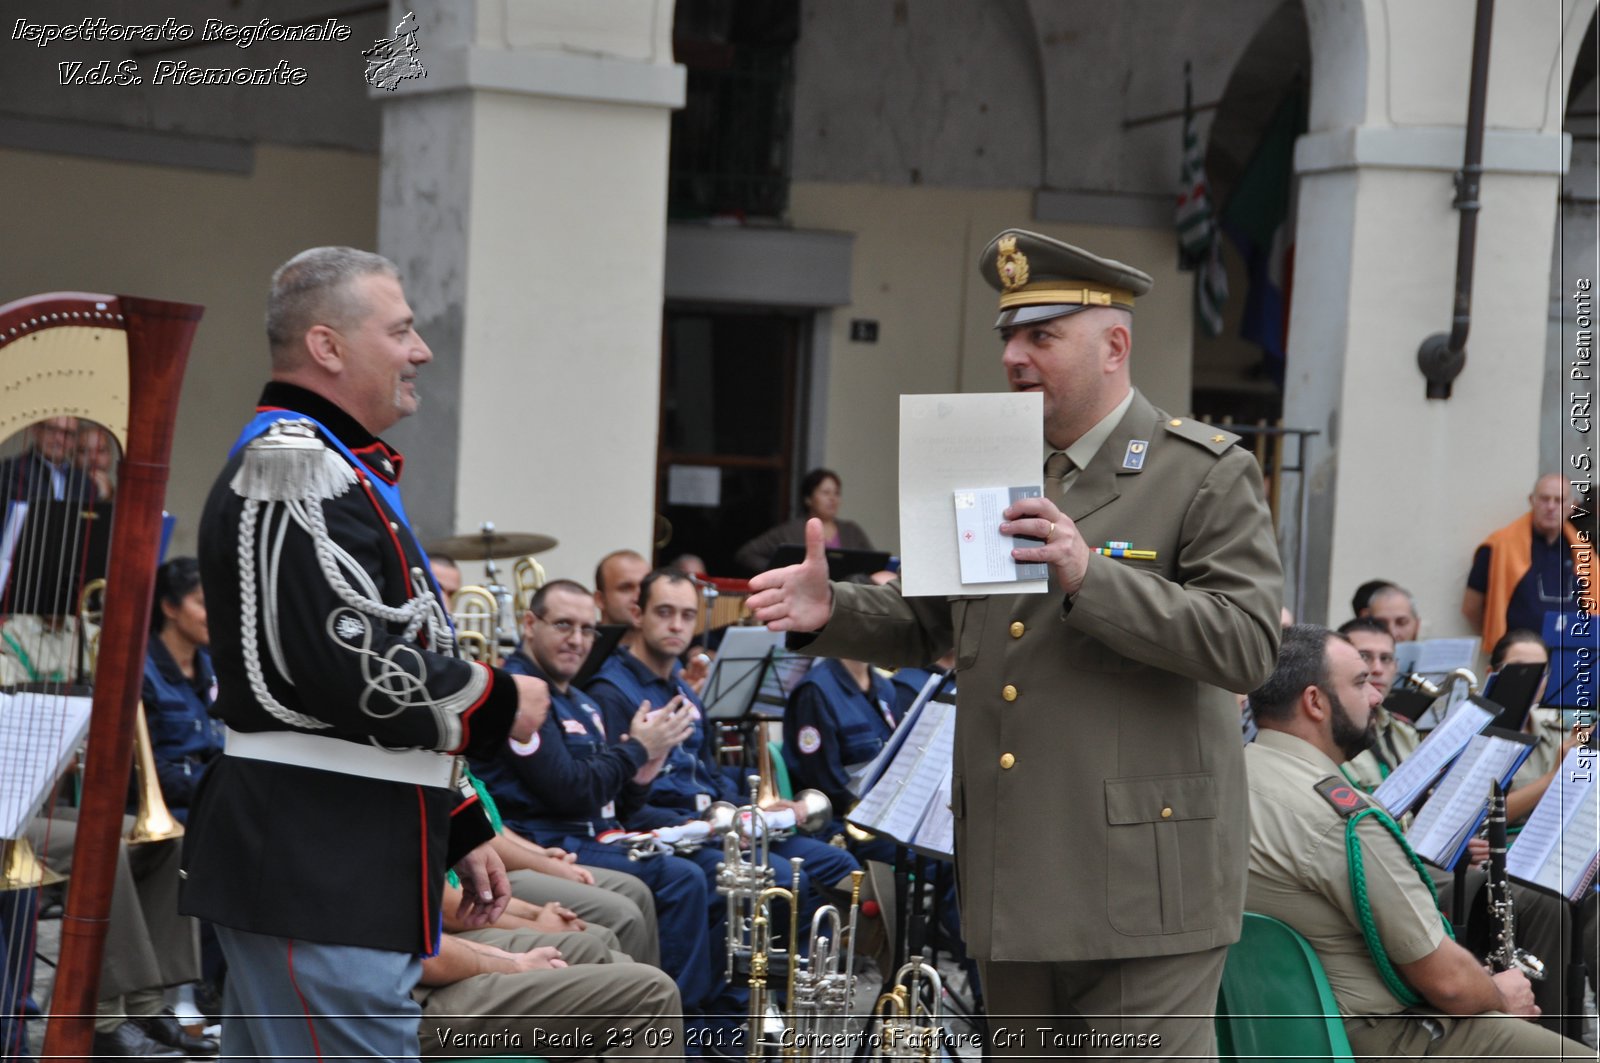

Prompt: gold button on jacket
xmin=799 ymin=390 xmax=1282 ymax=963
xmin=1001 ymin=684 xmax=1018 ymax=701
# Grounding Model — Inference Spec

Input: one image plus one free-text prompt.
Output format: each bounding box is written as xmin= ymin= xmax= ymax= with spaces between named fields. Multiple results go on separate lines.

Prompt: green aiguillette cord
xmin=1345 ymin=804 xmax=1455 ymax=1008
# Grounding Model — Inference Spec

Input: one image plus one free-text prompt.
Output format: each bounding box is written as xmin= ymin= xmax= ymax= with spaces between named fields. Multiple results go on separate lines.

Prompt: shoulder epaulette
xmin=230 ymin=419 xmax=357 ymax=503
xmin=1313 ymin=775 xmax=1367 ymax=819
xmin=1161 ymin=415 xmax=1239 ymax=456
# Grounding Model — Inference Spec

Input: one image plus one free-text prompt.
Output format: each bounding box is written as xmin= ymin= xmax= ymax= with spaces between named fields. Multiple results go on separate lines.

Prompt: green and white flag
xmin=1176 ymin=65 xmax=1227 ymax=336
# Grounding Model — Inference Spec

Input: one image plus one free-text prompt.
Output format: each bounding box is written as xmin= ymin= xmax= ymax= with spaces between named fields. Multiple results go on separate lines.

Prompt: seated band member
xmin=428 ymin=554 xmax=661 ymax=968
xmin=782 ymin=656 xmax=898 ymax=843
xmin=1337 ymin=619 xmax=1589 ymax=1027
xmin=0 ymin=418 xmax=101 ymax=668
xmin=1245 ymin=625 xmax=1585 ymax=1059
xmin=1335 ymin=617 xmax=1416 ymax=792
xmin=463 ymin=769 xmax=662 ymax=967
xmin=142 ymin=557 xmax=222 ymax=823
xmin=470 ymin=578 xmax=719 ymax=1013
xmin=886 ymin=652 xmax=955 ymax=721
xmin=416 ymin=928 xmax=681 ymax=1060
xmin=585 ymin=569 xmax=860 ymax=920
xmin=594 ymin=549 xmax=650 ymax=628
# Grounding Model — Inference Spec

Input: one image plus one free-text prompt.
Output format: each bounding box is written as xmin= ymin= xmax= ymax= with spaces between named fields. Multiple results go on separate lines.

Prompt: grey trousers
xmin=981 ymin=945 xmax=1228 ymax=1058
xmin=216 ymin=924 xmax=423 ymax=1062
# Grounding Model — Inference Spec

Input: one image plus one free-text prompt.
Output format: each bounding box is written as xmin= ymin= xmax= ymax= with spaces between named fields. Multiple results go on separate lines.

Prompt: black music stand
xmin=700 ymin=628 xmax=785 ymax=723
xmin=767 ymin=544 xmax=893 ymax=581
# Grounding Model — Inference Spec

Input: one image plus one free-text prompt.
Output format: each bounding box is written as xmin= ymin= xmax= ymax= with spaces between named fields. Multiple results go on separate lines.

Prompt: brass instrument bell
xmin=1 ymin=838 xmax=65 ymax=891
xmin=126 ymin=702 xmax=184 ymax=845
xmin=450 ymin=584 xmax=501 ymax=665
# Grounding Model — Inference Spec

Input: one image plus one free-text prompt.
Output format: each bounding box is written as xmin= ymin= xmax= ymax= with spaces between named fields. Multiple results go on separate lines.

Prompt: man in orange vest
xmin=1462 ymin=473 xmax=1594 ymax=652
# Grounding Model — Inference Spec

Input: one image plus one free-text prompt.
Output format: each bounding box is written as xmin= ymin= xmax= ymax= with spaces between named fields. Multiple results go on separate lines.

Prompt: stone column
xmin=1282 ymin=0 xmax=1589 ymax=631
xmin=374 ymin=0 xmax=683 ymax=588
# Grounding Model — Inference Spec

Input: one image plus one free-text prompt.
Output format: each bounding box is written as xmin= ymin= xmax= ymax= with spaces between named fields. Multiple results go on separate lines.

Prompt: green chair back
xmin=1216 ymin=912 xmax=1357 ymax=1063
xmin=768 ymin=739 xmax=794 ymax=800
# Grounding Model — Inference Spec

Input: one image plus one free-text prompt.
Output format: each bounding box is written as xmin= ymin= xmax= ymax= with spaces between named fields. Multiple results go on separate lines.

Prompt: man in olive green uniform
xmin=1246 ymin=624 xmax=1583 ymax=1058
xmin=749 ymin=230 xmax=1283 ymax=1056
xmin=1336 ymin=618 xmax=1420 ymax=792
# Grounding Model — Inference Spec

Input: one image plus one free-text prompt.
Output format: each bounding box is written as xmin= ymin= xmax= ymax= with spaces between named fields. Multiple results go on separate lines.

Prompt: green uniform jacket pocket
xmin=1103 ymin=772 xmax=1218 ymax=936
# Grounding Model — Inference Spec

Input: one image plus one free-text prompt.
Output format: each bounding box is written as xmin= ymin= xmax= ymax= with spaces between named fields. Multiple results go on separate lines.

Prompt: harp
xmin=0 ymin=293 xmax=200 ymax=1060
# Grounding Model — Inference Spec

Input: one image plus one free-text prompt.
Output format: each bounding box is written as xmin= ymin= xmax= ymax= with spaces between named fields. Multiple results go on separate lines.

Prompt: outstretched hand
xmin=747 ymin=518 xmax=834 ymax=632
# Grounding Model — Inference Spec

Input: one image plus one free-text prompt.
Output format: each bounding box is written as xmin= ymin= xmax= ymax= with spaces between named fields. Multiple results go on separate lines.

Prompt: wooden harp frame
xmin=0 ymin=292 xmax=201 ymax=1061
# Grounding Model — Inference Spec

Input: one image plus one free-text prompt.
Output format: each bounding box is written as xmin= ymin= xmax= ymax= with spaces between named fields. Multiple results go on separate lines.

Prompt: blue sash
xmin=229 ymin=410 xmax=438 ymax=597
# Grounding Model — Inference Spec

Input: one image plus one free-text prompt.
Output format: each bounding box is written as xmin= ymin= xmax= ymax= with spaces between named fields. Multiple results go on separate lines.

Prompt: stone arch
xmin=1192 ymin=1 xmax=1311 ymax=425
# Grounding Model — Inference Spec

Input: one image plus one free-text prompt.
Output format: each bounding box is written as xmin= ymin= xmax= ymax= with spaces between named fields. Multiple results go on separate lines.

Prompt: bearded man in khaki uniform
xmin=748 ymin=229 xmax=1283 ymax=1056
xmin=1246 ymin=624 xmax=1585 ymax=1058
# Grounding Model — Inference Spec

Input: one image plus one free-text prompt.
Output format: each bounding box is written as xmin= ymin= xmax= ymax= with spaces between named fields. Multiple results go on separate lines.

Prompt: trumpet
xmin=745 ymin=870 xmax=803 ymax=1060
xmin=790 ymin=869 xmax=865 ymax=1063
xmin=607 ymin=821 xmax=716 ymax=861
xmin=718 ymin=777 xmax=783 ymax=981
xmin=873 ymin=960 xmax=943 ymax=1061
xmin=1400 ymin=667 xmax=1479 ymax=700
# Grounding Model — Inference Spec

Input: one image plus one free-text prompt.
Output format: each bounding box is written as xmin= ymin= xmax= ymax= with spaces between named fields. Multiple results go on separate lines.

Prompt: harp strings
xmin=0 ymin=389 xmax=120 ymax=1048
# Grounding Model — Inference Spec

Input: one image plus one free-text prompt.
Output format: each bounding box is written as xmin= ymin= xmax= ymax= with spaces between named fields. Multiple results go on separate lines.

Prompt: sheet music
xmin=1372 ymin=699 xmax=1497 ymax=816
xmin=0 ymin=690 xmax=92 ymax=837
xmin=1507 ymin=747 xmax=1600 ymax=901
xmin=1405 ymin=732 xmax=1534 ymax=867
xmin=1411 ymin=683 xmax=1477 ymax=732
xmin=1395 ymin=638 xmax=1480 ymax=676
xmin=899 ymin=392 xmax=1047 ymax=598
xmin=1554 ymin=789 xmax=1600 ymax=901
xmin=852 ymin=672 xmax=951 ymax=798
xmin=847 ymin=698 xmax=955 ymax=847
xmin=912 ymin=773 xmax=955 ymax=860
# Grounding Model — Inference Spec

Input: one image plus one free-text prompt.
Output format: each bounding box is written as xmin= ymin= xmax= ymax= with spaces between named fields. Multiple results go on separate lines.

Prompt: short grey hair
xmin=265 ymin=247 xmax=398 ymax=363
xmin=1368 ymin=585 xmax=1418 ymax=615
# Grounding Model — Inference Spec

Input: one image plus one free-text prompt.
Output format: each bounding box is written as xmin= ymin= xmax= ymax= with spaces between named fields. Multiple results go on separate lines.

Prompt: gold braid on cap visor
xmin=997 ymin=282 xmax=1137 ymax=311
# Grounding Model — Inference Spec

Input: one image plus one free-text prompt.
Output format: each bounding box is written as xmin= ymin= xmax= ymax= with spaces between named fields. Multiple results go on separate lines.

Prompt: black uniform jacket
xmin=181 ymin=383 xmax=517 ymax=953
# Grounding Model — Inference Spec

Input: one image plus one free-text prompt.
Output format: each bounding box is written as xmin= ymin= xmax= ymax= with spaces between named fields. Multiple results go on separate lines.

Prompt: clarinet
xmin=1484 ymin=782 xmax=1546 ymax=980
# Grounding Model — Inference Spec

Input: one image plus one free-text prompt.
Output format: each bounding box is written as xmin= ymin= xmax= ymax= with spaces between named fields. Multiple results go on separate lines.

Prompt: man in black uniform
xmin=182 ymin=247 xmax=546 ymax=1060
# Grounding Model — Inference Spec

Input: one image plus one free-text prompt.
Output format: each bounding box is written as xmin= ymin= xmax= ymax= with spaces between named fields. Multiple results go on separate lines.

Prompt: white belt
xmin=225 ymin=727 xmax=459 ymax=789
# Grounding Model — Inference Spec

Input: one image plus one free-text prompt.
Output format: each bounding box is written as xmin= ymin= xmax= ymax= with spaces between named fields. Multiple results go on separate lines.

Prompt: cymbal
xmin=427 ymin=531 xmax=558 ymax=560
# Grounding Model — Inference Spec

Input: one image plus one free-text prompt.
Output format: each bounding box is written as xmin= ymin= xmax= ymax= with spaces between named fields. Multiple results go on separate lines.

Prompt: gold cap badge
xmin=996 ymin=235 xmax=1030 ymax=292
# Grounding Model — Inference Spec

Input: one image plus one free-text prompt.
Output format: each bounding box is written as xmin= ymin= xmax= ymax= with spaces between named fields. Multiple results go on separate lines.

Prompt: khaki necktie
xmin=1044 ymin=450 xmax=1073 ymax=502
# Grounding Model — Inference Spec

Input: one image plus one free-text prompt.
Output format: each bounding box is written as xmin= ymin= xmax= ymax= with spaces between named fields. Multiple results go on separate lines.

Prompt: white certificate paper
xmin=899 ymin=393 xmax=1047 ymax=598
xmin=954 ymin=487 xmax=1048 ymax=585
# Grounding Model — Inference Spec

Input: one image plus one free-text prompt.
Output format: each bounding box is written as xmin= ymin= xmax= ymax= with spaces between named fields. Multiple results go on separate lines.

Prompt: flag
xmin=1176 ymin=64 xmax=1227 ymax=336
xmin=1222 ymin=90 xmax=1303 ymax=387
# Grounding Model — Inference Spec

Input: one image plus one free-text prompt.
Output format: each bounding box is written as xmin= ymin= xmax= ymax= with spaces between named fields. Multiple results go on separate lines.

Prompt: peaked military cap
xmin=978 ymin=228 xmax=1155 ymax=328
